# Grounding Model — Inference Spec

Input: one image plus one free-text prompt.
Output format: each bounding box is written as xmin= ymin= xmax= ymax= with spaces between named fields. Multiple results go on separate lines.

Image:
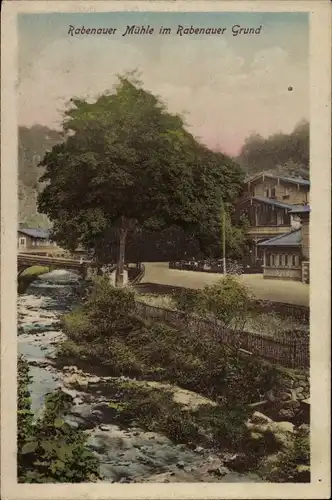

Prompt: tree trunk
xmin=116 ymin=227 xmax=127 ymax=287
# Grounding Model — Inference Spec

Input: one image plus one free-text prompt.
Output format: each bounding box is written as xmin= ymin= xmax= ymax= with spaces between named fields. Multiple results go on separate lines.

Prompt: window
xmin=271 ymin=187 xmax=276 ymax=198
xmin=285 ymin=255 xmax=289 ymax=266
xmin=279 ymin=254 xmax=284 ymax=266
xmin=291 ymin=255 xmax=299 ymax=267
xmin=283 ymin=187 xmax=290 ymax=200
xmin=271 ymin=254 xmax=276 ymax=266
xmin=19 ymin=237 xmax=26 ymax=245
xmin=278 ymin=211 xmax=284 ymax=225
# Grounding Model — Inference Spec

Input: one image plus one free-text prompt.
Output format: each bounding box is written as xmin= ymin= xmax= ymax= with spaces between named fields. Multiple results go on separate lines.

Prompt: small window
xmin=271 ymin=254 xmax=276 ymax=266
xmin=285 ymin=255 xmax=289 ymax=266
xmin=291 ymin=255 xmax=296 ymax=267
xmin=280 ymin=254 xmax=284 ymax=266
xmin=271 ymin=188 xmax=276 ymax=198
xmin=19 ymin=237 xmax=25 ymax=245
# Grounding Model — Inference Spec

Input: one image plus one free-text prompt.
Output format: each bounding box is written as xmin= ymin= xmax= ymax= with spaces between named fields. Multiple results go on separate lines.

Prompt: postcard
xmin=1 ymin=1 xmax=331 ymax=499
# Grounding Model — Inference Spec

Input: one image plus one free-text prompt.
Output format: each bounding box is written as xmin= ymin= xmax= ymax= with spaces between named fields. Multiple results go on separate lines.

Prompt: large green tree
xmin=38 ymin=73 xmax=244 ymax=284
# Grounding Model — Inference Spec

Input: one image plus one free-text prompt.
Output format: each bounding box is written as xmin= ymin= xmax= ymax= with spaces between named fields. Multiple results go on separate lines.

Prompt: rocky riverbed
xmin=18 ymin=272 xmax=267 ymax=483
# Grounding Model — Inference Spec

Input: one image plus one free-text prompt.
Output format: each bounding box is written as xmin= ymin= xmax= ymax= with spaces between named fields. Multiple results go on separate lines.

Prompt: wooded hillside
xmin=236 ymin=120 xmax=309 ymax=180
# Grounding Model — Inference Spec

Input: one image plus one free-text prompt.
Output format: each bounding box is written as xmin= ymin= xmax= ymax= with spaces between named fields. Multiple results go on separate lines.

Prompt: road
xmin=142 ymin=262 xmax=309 ymax=307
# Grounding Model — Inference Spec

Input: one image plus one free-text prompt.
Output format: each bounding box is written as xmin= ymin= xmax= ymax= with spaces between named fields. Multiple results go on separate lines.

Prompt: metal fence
xmin=135 ymin=301 xmax=309 ymax=369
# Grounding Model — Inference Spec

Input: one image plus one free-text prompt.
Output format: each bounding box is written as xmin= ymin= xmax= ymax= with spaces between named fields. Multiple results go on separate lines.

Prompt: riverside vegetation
xmin=16 ymin=275 xmax=307 ymax=483
xmin=18 ymin=356 xmax=100 ymax=483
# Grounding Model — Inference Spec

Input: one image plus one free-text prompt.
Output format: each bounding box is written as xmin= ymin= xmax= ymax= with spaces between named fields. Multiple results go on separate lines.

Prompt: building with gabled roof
xmin=236 ymin=172 xmax=310 ymax=271
xmin=257 ymin=206 xmax=310 ymax=283
xmin=17 ymin=227 xmax=57 ymax=253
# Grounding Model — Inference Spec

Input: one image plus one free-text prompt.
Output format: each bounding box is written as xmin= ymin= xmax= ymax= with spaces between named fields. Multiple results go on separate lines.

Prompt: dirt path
xmin=142 ymin=263 xmax=309 ymax=306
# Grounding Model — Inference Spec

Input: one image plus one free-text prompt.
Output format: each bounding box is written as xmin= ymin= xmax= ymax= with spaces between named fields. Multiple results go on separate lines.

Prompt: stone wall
xmin=263 ymin=266 xmax=302 ymax=280
xmin=267 ymin=369 xmax=310 ymax=423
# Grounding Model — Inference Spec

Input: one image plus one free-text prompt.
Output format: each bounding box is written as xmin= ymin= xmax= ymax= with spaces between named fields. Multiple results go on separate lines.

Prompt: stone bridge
xmin=18 ymin=253 xmax=95 ymax=279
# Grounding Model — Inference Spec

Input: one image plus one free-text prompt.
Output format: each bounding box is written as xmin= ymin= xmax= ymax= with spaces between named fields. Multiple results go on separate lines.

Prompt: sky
xmin=18 ymin=11 xmax=309 ymax=156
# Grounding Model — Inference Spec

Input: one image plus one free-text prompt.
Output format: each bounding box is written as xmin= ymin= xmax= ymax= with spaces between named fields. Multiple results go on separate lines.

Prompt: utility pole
xmin=221 ymin=202 xmax=227 ymax=275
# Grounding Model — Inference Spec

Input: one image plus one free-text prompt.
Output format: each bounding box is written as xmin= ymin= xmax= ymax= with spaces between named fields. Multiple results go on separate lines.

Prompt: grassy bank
xmin=19 ymin=265 xmax=50 ymax=277
xmin=57 ymin=278 xmax=283 ymax=405
xmin=18 ymin=266 xmax=51 ymax=294
xmin=135 ymin=293 xmax=309 ymax=338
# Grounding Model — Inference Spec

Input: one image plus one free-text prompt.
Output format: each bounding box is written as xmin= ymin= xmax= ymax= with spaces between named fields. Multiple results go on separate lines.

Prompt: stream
xmin=18 ymin=271 xmax=264 ymax=483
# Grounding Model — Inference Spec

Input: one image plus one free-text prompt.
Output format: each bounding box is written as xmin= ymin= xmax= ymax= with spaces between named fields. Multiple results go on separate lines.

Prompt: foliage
xmin=262 ymin=428 xmax=310 ymax=483
xmin=59 ymin=279 xmax=282 ymax=404
xmin=198 ymin=276 xmax=254 ymax=329
xmin=17 ymin=356 xmax=100 ymax=483
xmin=17 ymin=356 xmax=34 ymax=451
xmin=237 ymin=120 xmax=309 ymax=179
xmin=37 ymin=72 xmax=245 ymax=280
xmin=97 ymin=381 xmax=252 ymax=450
xmin=174 ymin=275 xmax=253 ymax=329
xmin=196 ymin=207 xmax=252 ymax=260
xmin=174 ymin=288 xmax=200 ymax=313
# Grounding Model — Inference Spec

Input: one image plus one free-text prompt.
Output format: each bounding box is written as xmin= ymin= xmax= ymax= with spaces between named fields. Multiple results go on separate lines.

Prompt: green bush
xmin=63 ymin=277 xmax=144 ymax=344
xmin=17 ymin=356 xmax=100 ymax=483
xmin=174 ymin=276 xmax=253 ymax=330
xmin=17 ymin=356 xmax=34 ymax=450
xmin=199 ymin=276 xmax=253 ymax=329
xmin=262 ymin=430 xmax=310 ymax=482
xmin=174 ymin=289 xmax=200 ymax=313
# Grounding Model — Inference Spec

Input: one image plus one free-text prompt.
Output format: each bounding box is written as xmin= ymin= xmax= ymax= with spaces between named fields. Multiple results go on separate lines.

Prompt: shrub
xmin=63 ymin=277 xmax=144 ymax=343
xmin=198 ymin=275 xmax=253 ymax=329
xmin=174 ymin=289 xmax=200 ymax=313
xmin=17 ymin=356 xmax=34 ymax=450
xmin=17 ymin=357 xmax=100 ymax=483
xmin=262 ymin=430 xmax=310 ymax=482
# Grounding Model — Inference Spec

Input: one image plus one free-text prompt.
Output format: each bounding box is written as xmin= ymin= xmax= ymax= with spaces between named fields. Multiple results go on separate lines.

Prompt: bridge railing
xmin=18 ymin=253 xmax=94 ymax=265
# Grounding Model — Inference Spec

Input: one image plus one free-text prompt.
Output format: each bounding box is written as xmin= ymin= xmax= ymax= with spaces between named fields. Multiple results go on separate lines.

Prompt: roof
xmin=257 ymin=229 xmax=302 ymax=248
xmin=18 ymin=228 xmax=50 ymax=239
xmin=288 ymin=205 xmax=310 ymax=214
xmin=242 ymin=196 xmax=297 ymax=210
xmin=245 ymin=173 xmax=310 ymax=187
